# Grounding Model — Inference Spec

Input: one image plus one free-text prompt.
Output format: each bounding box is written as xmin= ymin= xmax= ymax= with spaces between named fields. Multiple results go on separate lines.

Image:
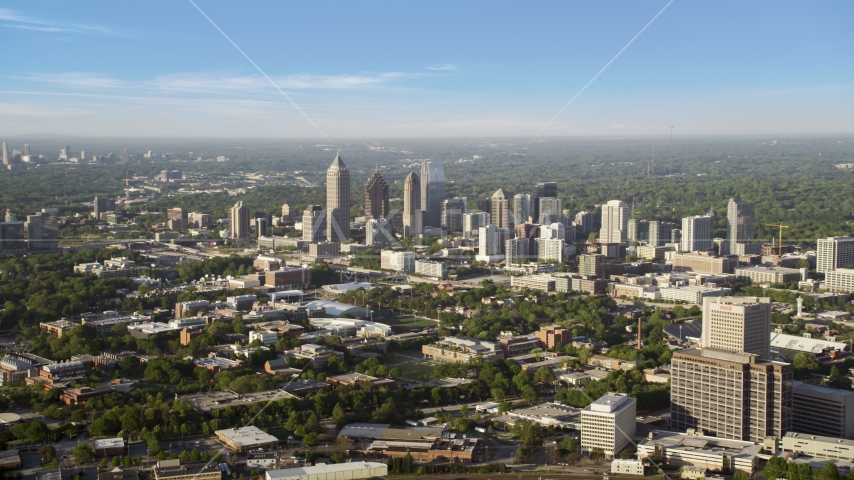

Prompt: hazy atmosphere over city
xmin=1 ymin=2 xmax=854 ymax=480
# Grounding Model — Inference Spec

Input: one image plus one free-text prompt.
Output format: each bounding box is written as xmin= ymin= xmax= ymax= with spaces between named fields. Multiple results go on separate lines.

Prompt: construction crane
xmin=766 ymin=222 xmax=790 ymax=255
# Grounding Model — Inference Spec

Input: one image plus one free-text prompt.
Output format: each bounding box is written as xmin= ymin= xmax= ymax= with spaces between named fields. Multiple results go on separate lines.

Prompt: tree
xmin=793 ymin=352 xmax=821 ymax=372
xmin=302 ymin=432 xmax=318 ymax=447
xmin=112 ymin=456 xmax=120 ymax=467
xmin=460 ymin=405 xmax=469 ymax=416
xmin=72 ymin=444 xmax=94 ymax=466
xmin=100 ymin=459 xmax=108 ymax=469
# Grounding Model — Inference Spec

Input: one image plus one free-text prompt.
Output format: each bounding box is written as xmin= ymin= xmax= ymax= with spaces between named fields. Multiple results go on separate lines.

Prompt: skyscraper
xmin=512 ymin=194 xmax=531 ymax=225
xmin=420 ymin=162 xmax=445 ymax=228
xmin=441 ymin=198 xmax=465 ymax=233
xmin=817 ymin=236 xmax=854 ymax=273
xmin=727 ymin=198 xmax=755 ymax=253
xmin=23 ymin=144 xmax=29 ymax=156
xmin=326 ymin=152 xmax=351 ymax=243
xmin=25 ymin=214 xmax=44 ymax=250
xmin=648 ymin=221 xmax=675 ymax=247
xmin=538 ymin=197 xmax=562 ymax=224
xmin=701 ymin=297 xmax=772 ymax=359
xmin=302 ymin=205 xmax=327 ymax=242
xmin=478 ymin=225 xmax=511 ymax=257
xmin=671 ymin=296 xmax=790 ymax=442
xmin=491 ymin=189 xmax=511 ymax=229
xmin=575 ymin=211 xmax=594 ymax=235
xmin=230 ymin=201 xmax=250 ymax=241
xmin=599 ymin=200 xmax=628 ymax=244
xmin=281 ymin=204 xmax=292 ymax=223
xmin=1 ymin=142 xmax=7 ymax=166
xmin=463 ymin=212 xmax=489 ymax=238
xmin=627 ymin=219 xmax=650 ymax=243
xmin=532 ymin=182 xmax=557 ymax=225
xmin=681 ymin=214 xmax=714 ymax=252
xmin=364 ymin=167 xmax=389 ymax=222
xmin=402 ymin=172 xmax=422 ymax=239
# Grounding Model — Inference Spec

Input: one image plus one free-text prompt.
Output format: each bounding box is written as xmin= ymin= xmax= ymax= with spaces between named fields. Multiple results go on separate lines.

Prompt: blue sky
xmin=1 ymin=0 xmax=852 ymax=137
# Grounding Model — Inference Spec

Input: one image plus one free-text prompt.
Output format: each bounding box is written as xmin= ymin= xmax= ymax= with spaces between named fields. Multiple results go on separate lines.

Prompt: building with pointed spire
xmin=403 ymin=172 xmax=422 ymax=239
xmin=364 ymin=167 xmax=389 ymax=222
xmin=326 ymin=152 xmax=351 ymax=243
xmin=491 ymin=189 xmax=511 ymax=229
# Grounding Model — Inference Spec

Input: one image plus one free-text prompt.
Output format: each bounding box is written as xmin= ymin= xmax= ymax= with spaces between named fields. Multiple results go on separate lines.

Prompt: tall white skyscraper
xmin=326 ymin=152 xmax=351 ymax=243
xmin=1 ymin=142 xmax=8 ymax=165
xmin=230 ymin=201 xmax=250 ymax=241
xmin=599 ymin=200 xmax=628 ymax=243
xmin=817 ymin=236 xmax=854 ymax=273
xmin=463 ymin=212 xmax=489 ymax=237
xmin=540 ymin=222 xmax=565 ymax=240
xmin=478 ymin=225 xmax=510 ymax=257
xmin=681 ymin=214 xmax=714 ymax=252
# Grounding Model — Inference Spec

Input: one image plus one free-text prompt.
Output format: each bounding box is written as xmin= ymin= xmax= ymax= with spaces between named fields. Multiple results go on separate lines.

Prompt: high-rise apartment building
xmin=671 ymin=348 xmax=792 ymax=442
xmin=477 ymin=199 xmax=492 ymax=215
xmin=648 ymin=221 xmax=675 ymax=247
xmin=727 ymin=198 xmax=755 ymax=251
xmin=578 ymin=254 xmax=605 ymax=278
xmin=599 ymin=200 xmax=628 ymax=244
xmin=302 ymin=205 xmax=326 ymax=242
xmin=513 ymin=194 xmax=531 ymax=225
xmin=575 ymin=211 xmax=594 ymax=235
xmin=490 ymin=189 xmax=512 ymax=229
xmin=1 ymin=142 xmax=7 ymax=165
xmin=581 ymin=393 xmax=637 ymax=457
xmin=420 ymin=162 xmax=445 ymax=228
xmin=479 ymin=225 xmax=511 ymax=257
xmin=230 ymin=201 xmax=250 ymax=241
xmin=25 ymin=214 xmax=43 ymax=250
xmin=536 ymin=238 xmax=564 ymax=262
xmin=254 ymin=217 xmax=268 ymax=237
xmin=441 ymin=198 xmax=466 ymax=233
xmin=364 ymin=167 xmax=389 ymax=222
xmin=23 ymin=144 xmax=29 ymax=156
xmin=681 ymin=214 xmax=714 ymax=253
xmin=627 ymin=219 xmax=649 ymax=243
xmin=540 ymin=222 xmax=565 ymax=240
xmin=817 ymin=236 xmax=854 ymax=273
xmin=701 ymin=296 xmax=771 ymax=359
xmin=505 ymin=237 xmax=531 ymax=264
xmin=463 ymin=212 xmax=489 ymax=238
xmin=402 ymin=172 xmax=422 ymax=239
xmin=326 ymin=152 xmax=351 ymax=243
xmin=93 ymin=197 xmax=117 ymax=220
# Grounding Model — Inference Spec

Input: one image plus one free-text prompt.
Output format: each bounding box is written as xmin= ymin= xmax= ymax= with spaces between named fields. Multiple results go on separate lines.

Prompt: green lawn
xmin=395 ymin=362 xmax=435 ymax=381
xmin=376 ymin=316 xmax=437 ymax=327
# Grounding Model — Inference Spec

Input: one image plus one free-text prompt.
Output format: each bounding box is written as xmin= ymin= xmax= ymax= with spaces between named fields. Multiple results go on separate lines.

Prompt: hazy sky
xmin=1 ymin=1 xmax=852 ymax=138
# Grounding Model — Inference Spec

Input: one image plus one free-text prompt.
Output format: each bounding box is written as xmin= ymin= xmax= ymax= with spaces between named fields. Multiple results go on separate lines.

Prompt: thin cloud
xmin=3 ymin=24 xmax=75 ymax=32
xmin=0 ymin=7 xmax=112 ymax=35
xmin=428 ymin=64 xmax=457 ymax=71
xmin=12 ymin=70 xmax=426 ymax=94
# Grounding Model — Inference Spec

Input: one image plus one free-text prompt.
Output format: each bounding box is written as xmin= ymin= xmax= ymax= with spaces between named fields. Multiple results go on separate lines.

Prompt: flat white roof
xmin=215 ymin=426 xmax=279 ymax=446
xmin=94 ymin=438 xmax=124 ymax=449
xmin=588 ymin=393 xmax=633 ymax=413
xmin=266 ymin=462 xmax=386 ymax=479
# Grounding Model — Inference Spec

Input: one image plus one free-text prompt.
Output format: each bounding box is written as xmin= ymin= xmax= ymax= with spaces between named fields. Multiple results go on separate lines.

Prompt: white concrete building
xmin=817 ymin=236 xmax=854 ymax=273
xmin=414 ymin=260 xmax=448 ymax=279
xmin=611 ymin=459 xmax=644 ymax=475
xmin=825 ymin=267 xmax=854 ymax=293
xmin=702 ymin=296 xmax=771 ymax=359
xmin=599 ymin=200 xmax=628 ymax=244
xmin=248 ymin=330 xmax=278 ymax=346
xmin=580 ymin=393 xmax=636 ymax=457
xmin=536 ymin=237 xmax=565 ymax=262
xmin=659 ymin=285 xmax=730 ymax=305
xmin=380 ymin=250 xmax=415 ymax=272
xmin=637 ymin=429 xmax=761 ymax=474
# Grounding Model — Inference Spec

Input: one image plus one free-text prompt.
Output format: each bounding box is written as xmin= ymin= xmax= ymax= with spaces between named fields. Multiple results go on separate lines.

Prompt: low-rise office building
xmin=510 ymin=275 xmax=555 ymax=292
xmin=266 ymin=462 xmax=387 ymax=480
xmin=636 ymin=429 xmax=761 ymax=474
xmin=658 ymin=285 xmax=730 ymax=305
xmin=672 ymin=253 xmax=737 ymax=275
xmin=825 ymin=268 xmax=854 ymax=294
xmin=781 ymin=432 xmax=854 ymax=461
xmin=735 ymin=265 xmax=803 ymax=285
xmin=215 ymin=426 xmax=280 ymax=453
xmin=504 ymin=402 xmax=581 ymax=430
xmin=93 ymin=438 xmax=125 ymax=458
xmin=535 ymin=325 xmax=571 ymax=349
xmin=414 ymin=260 xmax=448 ymax=279
xmin=422 ymin=337 xmax=504 ymax=363
xmin=153 ymin=460 xmax=221 ymax=480
xmin=611 ymin=459 xmax=644 ymax=476
xmin=497 ymin=333 xmax=543 ymax=358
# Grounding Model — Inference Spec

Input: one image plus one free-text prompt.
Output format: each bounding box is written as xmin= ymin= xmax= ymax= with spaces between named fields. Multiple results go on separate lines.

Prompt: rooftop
xmin=266 ymin=462 xmax=385 ymax=480
xmin=638 ymin=430 xmax=762 ymax=458
xmin=770 ymin=332 xmax=850 ymax=353
xmin=588 ymin=393 xmax=633 ymax=413
xmin=792 ymin=381 xmax=854 ymax=398
xmin=214 ymin=426 xmax=279 ymax=447
xmin=94 ymin=438 xmax=125 ymax=449
xmin=338 ymin=423 xmax=446 ymax=440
